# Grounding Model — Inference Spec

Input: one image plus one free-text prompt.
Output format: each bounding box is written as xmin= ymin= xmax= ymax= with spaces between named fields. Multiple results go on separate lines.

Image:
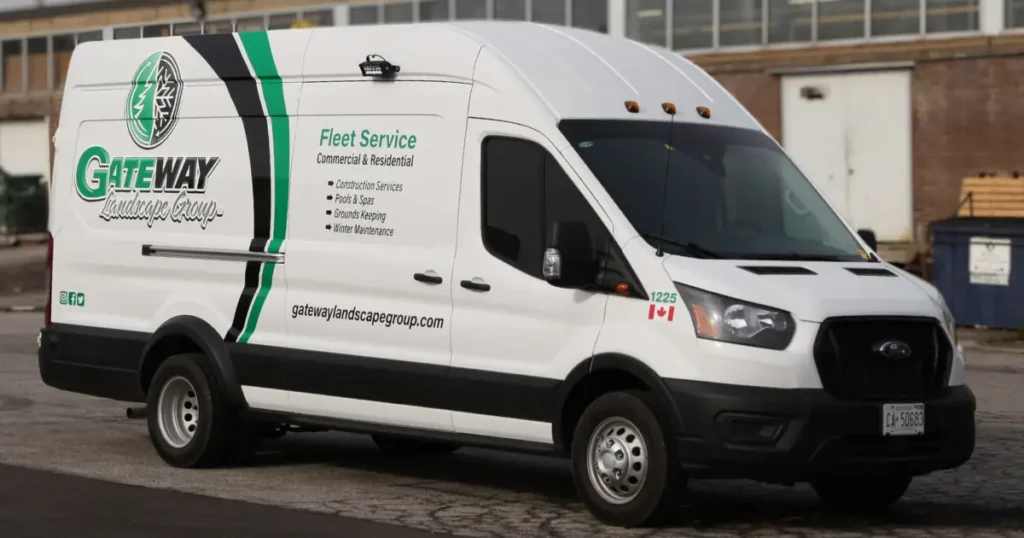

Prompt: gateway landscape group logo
xmin=73 ymin=48 xmax=224 ymax=229
xmin=125 ymin=51 xmax=183 ymax=149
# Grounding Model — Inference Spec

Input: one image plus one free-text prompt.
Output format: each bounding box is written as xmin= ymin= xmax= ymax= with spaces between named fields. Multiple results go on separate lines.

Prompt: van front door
xmin=448 ymin=119 xmax=611 ymax=446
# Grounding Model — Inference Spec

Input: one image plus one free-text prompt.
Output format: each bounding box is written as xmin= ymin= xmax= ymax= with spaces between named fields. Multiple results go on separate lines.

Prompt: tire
xmin=146 ymin=353 xmax=258 ymax=468
xmin=812 ymin=474 xmax=912 ymax=513
xmin=570 ymin=390 xmax=683 ymax=527
xmin=371 ymin=434 xmax=460 ymax=456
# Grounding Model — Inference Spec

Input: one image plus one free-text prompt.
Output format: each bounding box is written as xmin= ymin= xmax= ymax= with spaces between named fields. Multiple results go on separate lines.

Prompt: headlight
xmin=675 ymin=282 xmax=796 ymax=350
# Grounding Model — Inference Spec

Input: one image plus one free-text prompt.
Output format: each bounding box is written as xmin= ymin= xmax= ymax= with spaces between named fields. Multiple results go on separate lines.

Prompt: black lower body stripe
xmin=183 ymin=35 xmax=273 ymax=343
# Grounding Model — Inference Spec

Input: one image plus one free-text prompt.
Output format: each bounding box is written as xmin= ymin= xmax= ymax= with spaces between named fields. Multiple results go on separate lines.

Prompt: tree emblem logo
xmin=125 ymin=51 xmax=183 ymax=150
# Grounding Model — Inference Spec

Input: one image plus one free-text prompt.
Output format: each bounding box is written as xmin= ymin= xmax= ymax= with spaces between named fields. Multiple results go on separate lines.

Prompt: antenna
xmin=655 ymin=102 xmax=678 ymax=257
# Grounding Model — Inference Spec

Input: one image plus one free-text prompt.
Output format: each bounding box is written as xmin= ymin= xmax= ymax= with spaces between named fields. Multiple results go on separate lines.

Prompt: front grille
xmin=813 ymin=317 xmax=952 ymax=401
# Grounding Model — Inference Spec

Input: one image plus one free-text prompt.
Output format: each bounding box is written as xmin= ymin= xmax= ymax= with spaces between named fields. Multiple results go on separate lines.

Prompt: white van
xmin=39 ymin=21 xmax=975 ymax=527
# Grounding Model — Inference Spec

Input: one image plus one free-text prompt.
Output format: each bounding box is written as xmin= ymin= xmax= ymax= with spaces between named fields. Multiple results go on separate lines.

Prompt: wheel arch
xmin=553 ymin=353 xmax=685 ymax=453
xmin=139 ymin=315 xmax=247 ymax=407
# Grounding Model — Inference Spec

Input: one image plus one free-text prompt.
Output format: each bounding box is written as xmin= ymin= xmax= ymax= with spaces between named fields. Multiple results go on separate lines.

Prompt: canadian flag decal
xmin=648 ymin=304 xmax=675 ymax=321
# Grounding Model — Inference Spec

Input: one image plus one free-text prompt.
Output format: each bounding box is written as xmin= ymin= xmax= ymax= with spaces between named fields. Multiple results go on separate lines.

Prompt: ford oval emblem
xmin=874 ymin=340 xmax=912 ymax=359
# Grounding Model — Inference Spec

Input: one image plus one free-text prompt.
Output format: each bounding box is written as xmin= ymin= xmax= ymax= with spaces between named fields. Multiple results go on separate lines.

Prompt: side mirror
xmin=857 ymin=228 xmax=878 ymax=252
xmin=543 ymin=220 xmax=596 ymax=287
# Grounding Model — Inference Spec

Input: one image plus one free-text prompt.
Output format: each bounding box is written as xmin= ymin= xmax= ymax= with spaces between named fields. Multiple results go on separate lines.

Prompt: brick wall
xmin=692 ymin=36 xmax=1024 ymax=241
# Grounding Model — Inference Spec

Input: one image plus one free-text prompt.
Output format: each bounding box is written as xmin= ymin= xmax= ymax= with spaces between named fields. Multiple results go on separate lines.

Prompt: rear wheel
xmin=371 ymin=434 xmax=460 ymax=456
xmin=812 ymin=474 xmax=912 ymax=513
xmin=570 ymin=390 xmax=684 ymax=527
xmin=147 ymin=353 xmax=258 ymax=468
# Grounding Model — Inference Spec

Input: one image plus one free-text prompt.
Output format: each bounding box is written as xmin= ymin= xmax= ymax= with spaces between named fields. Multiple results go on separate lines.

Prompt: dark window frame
xmin=480 ymin=135 xmax=545 ymax=279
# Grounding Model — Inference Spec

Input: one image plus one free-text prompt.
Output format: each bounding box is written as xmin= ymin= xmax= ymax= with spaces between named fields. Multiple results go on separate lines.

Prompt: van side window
xmin=481 ymin=136 xmax=610 ymax=280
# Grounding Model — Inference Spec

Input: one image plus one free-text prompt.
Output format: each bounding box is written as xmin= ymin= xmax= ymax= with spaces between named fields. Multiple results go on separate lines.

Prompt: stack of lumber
xmin=958 ymin=174 xmax=1024 ymax=217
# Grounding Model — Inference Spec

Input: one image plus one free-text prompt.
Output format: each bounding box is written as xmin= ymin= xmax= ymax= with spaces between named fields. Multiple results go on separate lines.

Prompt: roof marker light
xmin=661 ymin=102 xmax=676 ymax=115
xmin=624 ymin=101 xmax=640 ymax=113
xmin=359 ymin=54 xmax=401 ymax=78
xmin=696 ymin=106 xmax=711 ymax=119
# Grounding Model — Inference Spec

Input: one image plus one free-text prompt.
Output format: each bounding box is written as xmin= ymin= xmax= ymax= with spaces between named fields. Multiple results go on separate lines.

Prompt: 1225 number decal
xmin=651 ymin=291 xmax=678 ymax=304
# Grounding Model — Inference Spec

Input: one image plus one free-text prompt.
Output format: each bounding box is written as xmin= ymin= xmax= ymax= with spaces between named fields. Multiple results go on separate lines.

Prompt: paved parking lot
xmin=2 ymin=311 xmax=1023 ymax=537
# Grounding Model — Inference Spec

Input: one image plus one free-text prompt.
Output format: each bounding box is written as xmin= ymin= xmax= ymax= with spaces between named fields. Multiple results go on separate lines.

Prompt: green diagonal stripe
xmin=238 ymin=31 xmax=290 ymax=345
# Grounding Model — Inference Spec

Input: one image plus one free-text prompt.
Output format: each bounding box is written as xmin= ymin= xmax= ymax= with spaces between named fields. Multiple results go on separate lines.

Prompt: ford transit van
xmin=39 ymin=21 xmax=975 ymax=527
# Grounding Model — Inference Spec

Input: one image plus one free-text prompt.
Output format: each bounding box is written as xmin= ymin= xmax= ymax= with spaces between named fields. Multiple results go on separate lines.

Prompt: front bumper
xmin=666 ymin=379 xmax=976 ymax=481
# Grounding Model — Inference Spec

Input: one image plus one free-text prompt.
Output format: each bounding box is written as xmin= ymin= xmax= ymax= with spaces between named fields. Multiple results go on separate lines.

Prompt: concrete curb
xmin=0 ymin=305 xmax=43 ymax=313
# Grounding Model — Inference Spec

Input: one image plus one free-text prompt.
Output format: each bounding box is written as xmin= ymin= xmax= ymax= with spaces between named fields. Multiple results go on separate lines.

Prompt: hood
xmin=661 ymin=256 xmax=941 ymax=323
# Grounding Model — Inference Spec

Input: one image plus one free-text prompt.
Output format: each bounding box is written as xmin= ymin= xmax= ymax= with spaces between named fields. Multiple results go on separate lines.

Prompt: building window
xmin=872 ymin=0 xmax=921 ymax=35
xmin=573 ymin=0 xmax=608 ymax=32
xmin=350 ymin=5 xmax=381 ymax=25
xmin=236 ymin=16 xmax=266 ymax=31
xmin=675 ymin=0 xmax=713 ymax=49
xmin=767 ymin=0 xmax=811 ymax=44
xmin=626 ymin=0 xmax=666 ymax=46
xmin=456 ymin=0 xmax=488 ymax=19
xmin=113 ymin=27 xmax=141 ymax=39
xmin=384 ymin=2 xmax=414 ymax=22
xmin=534 ymin=0 xmax=567 ymax=24
xmin=143 ymin=24 xmax=171 ymax=38
xmin=926 ymin=0 xmax=979 ymax=32
xmin=53 ymin=34 xmax=74 ymax=89
xmin=2 ymin=40 xmax=22 ymax=93
xmin=27 ymin=37 xmax=47 ymax=92
xmin=495 ymin=0 xmax=526 ymax=20
xmin=420 ymin=0 xmax=450 ymax=20
xmin=173 ymin=22 xmax=202 ymax=35
xmin=818 ymin=0 xmax=866 ymax=40
xmin=77 ymin=31 xmax=103 ymax=43
xmin=269 ymin=13 xmax=298 ymax=29
xmin=203 ymin=19 xmax=233 ymax=34
xmin=301 ymin=9 xmax=334 ymax=26
xmin=720 ymin=0 xmax=762 ymax=46
xmin=1009 ymin=0 xmax=1024 ymax=27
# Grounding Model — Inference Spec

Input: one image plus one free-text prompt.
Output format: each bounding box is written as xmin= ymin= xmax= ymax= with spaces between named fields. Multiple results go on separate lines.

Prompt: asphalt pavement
xmin=0 ymin=464 xmax=447 ymax=538
xmin=2 ymin=311 xmax=1024 ymax=537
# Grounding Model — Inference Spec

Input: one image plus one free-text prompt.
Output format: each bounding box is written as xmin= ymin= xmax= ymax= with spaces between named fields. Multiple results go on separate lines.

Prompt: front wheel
xmin=570 ymin=390 xmax=684 ymax=527
xmin=812 ymin=474 xmax=912 ymax=513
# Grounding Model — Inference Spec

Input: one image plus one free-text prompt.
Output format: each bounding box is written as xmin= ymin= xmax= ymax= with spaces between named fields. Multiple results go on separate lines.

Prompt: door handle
xmin=414 ymin=271 xmax=443 ymax=285
xmin=460 ymin=278 xmax=491 ymax=292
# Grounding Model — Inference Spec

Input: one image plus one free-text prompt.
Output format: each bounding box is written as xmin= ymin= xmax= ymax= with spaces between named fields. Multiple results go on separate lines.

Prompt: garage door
xmin=781 ymin=70 xmax=912 ymax=243
xmin=0 ymin=118 xmax=50 ymax=183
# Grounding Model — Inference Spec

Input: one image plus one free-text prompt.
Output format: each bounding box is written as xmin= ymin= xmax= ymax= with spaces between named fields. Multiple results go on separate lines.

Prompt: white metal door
xmin=0 ymin=118 xmax=51 ymax=183
xmin=781 ymin=70 xmax=913 ymax=242
xmin=781 ymin=75 xmax=849 ymax=218
xmin=843 ymin=71 xmax=913 ymax=242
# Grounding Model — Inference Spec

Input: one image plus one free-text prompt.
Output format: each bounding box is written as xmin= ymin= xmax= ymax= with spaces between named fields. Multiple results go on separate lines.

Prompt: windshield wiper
xmin=742 ymin=252 xmax=845 ymax=262
xmin=642 ymin=233 xmax=723 ymax=259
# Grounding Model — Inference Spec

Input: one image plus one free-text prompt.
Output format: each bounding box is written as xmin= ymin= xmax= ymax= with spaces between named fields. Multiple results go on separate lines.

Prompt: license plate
xmin=882 ymin=403 xmax=925 ymax=436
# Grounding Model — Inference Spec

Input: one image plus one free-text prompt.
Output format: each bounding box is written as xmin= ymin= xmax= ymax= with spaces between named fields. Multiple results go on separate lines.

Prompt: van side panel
xmin=44 ymin=32 xmax=309 ymax=399
xmin=238 ymin=80 xmax=470 ymax=430
xmin=58 ymin=86 xmax=258 ymax=338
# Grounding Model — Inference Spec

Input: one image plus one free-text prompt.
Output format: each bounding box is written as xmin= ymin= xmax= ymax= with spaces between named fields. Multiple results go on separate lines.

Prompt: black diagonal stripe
xmin=184 ymin=34 xmax=271 ymax=343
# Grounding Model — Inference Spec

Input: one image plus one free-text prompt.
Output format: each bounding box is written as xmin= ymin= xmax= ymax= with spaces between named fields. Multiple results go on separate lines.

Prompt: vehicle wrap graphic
xmin=126 ymin=51 xmax=183 ymax=150
xmin=183 ymin=32 xmax=290 ymax=345
xmin=74 ymin=50 xmax=225 ymax=229
xmin=291 ymin=303 xmax=445 ymax=330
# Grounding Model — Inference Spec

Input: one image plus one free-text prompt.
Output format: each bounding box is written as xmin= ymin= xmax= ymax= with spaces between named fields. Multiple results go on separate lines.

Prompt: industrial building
xmin=0 ymin=0 xmax=1020 ymax=265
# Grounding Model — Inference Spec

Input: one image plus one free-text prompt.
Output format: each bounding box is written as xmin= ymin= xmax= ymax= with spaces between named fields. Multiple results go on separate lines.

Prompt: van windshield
xmin=558 ymin=119 xmax=867 ymax=262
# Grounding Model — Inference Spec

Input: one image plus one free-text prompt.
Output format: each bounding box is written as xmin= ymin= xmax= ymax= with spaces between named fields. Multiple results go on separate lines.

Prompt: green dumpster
xmin=0 ymin=172 xmax=48 ymax=242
